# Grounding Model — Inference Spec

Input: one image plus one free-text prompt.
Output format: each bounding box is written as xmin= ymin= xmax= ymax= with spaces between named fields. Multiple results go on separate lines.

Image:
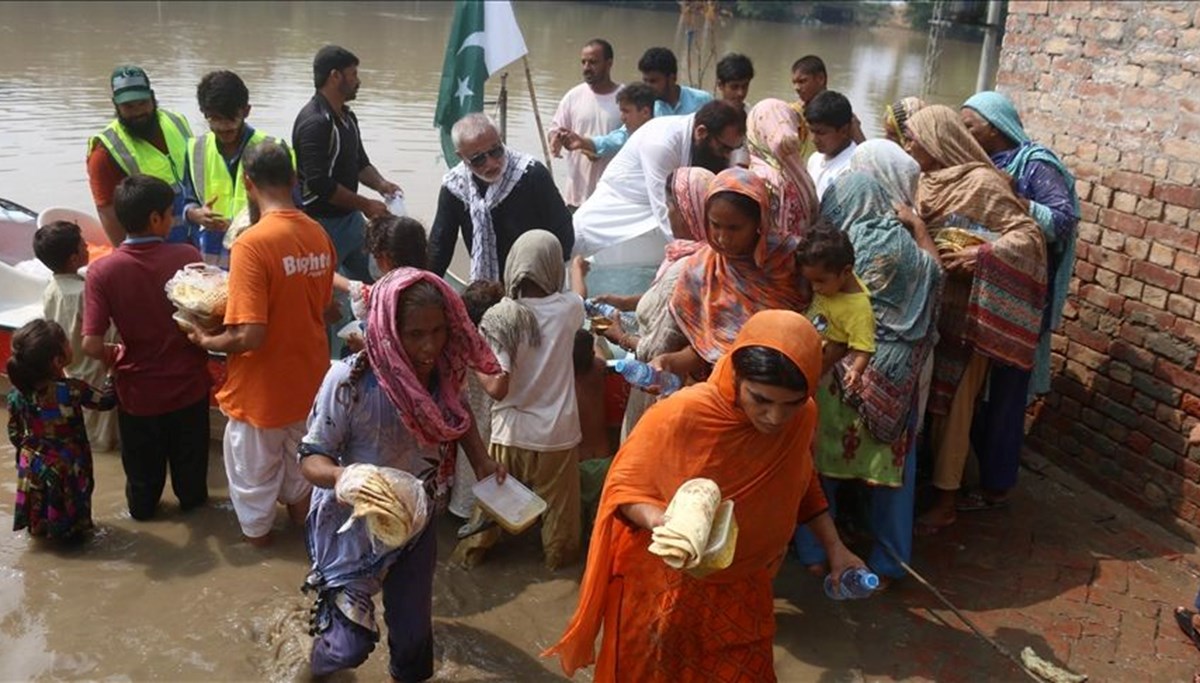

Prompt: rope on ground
xmin=878 ymin=540 xmax=1086 ymax=683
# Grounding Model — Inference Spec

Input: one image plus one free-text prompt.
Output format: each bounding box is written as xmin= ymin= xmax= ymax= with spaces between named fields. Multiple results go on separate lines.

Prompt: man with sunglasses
xmin=429 ymin=113 xmax=573 ymax=280
xmin=572 ymin=99 xmax=746 ymax=266
xmin=180 ymin=70 xmax=294 ymax=268
xmin=292 ymin=45 xmax=401 ymax=285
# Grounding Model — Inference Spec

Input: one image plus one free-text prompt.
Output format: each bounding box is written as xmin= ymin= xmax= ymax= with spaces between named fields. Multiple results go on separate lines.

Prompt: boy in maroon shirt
xmin=82 ymin=175 xmax=211 ymax=520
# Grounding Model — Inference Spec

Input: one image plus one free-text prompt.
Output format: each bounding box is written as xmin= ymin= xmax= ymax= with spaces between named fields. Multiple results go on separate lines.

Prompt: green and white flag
xmin=434 ymin=0 xmax=527 ymax=165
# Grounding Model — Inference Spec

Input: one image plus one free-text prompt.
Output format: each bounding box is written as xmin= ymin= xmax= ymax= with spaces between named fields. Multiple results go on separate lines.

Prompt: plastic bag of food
xmin=165 ymin=262 xmax=229 ymax=331
xmin=222 ymin=208 xmax=253 ymax=251
xmin=335 ymin=463 xmax=430 ymax=551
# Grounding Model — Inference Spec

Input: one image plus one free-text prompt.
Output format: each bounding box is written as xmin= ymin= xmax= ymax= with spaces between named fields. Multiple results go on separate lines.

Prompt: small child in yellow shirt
xmin=796 ymin=228 xmax=875 ymax=392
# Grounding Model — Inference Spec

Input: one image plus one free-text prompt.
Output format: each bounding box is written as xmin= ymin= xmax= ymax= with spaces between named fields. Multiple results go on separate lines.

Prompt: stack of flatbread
xmin=335 ymin=464 xmax=429 ymax=549
xmin=648 ymin=478 xmax=722 ymax=570
xmin=165 ymin=263 xmax=228 ymax=331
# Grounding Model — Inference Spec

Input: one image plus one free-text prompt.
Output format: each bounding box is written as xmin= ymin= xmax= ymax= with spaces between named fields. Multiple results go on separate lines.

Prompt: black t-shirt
xmin=292 ymin=93 xmax=371 ymax=218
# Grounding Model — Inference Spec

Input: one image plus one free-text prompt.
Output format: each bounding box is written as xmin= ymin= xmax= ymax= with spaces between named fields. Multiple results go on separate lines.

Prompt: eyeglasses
xmin=205 ymin=116 xmax=243 ymax=134
xmin=464 ymin=143 xmax=505 ymax=168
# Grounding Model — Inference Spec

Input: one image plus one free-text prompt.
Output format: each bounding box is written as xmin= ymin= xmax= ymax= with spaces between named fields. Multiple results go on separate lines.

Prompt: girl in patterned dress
xmin=8 ymin=319 xmax=116 ymax=541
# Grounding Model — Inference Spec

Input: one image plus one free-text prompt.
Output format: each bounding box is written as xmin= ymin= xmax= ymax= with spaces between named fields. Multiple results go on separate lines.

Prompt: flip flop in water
xmin=956 ymin=491 xmax=1010 ymax=512
xmin=1175 ymin=606 xmax=1200 ymax=651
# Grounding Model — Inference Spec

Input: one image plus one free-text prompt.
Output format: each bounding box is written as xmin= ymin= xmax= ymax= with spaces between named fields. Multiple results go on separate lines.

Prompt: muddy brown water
xmin=0 ymin=2 xmax=985 ymax=679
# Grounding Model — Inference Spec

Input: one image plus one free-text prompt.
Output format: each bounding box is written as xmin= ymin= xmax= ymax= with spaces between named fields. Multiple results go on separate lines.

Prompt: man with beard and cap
xmin=87 ymin=65 xmax=193 ymax=246
xmin=571 ymin=100 xmax=745 ymax=267
xmin=292 ymin=45 xmax=401 ymax=285
xmin=181 ymin=70 xmax=294 ymax=268
xmin=548 ymin=39 xmax=623 ymax=211
xmin=428 ymin=113 xmax=574 ymax=280
xmin=188 ymin=141 xmax=335 ymax=548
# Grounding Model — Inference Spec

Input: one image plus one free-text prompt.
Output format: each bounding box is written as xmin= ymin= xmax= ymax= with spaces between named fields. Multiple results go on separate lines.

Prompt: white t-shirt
xmin=807 ymin=141 xmax=858 ymax=200
xmin=550 ymin=83 xmax=623 ymax=207
xmin=489 ymin=291 xmax=586 ymax=451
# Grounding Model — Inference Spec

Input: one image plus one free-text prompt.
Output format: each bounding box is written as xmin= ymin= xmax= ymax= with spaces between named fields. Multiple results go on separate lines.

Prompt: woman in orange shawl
xmin=545 ymin=310 xmax=867 ymax=682
xmin=663 ymin=168 xmax=810 ymax=379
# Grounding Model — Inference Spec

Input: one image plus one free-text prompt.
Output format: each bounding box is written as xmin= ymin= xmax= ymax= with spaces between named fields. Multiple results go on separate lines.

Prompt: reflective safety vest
xmin=88 ymin=109 xmax=192 ymax=188
xmin=188 ymin=129 xmax=293 ymax=220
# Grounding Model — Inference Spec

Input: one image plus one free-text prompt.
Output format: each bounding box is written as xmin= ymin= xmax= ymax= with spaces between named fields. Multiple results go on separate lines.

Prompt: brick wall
xmin=997 ymin=1 xmax=1200 ymax=536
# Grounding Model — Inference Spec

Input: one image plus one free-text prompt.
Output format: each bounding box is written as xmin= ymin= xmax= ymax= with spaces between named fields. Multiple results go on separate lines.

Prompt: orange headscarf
xmin=544 ymin=310 xmax=827 ymax=676
xmin=670 ymin=168 xmax=811 ymax=364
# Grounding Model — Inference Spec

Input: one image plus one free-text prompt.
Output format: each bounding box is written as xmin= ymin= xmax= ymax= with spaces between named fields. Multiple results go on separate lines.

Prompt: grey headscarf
xmin=479 ymin=229 xmax=563 ymax=356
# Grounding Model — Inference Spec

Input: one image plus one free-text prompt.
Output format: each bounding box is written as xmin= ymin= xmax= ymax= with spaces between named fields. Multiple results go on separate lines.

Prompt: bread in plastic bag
xmin=165 ymin=263 xmax=229 ymax=331
xmin=335 ymin=463 xmax=430 ymax=550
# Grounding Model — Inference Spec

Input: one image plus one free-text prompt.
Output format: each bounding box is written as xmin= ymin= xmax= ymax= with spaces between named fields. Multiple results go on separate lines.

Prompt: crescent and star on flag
xmin=456 ymin=31 xmax=486 ymax=107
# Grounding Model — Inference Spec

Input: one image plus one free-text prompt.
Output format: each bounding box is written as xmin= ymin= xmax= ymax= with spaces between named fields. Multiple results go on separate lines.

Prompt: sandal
xmin=1175 ymin=607 xmax=1200 ymax=651
xmin=956 ymin=491 xmax=1010 ymax=512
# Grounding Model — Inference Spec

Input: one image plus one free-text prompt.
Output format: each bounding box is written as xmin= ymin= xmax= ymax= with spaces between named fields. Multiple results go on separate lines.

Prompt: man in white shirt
xmin=549 ymin=39 xmax=623 ymax=210
xmin=571 ymin=100 xmax=745 ymax=266
xmin=805 ymin=90 xmax=858 ymax=200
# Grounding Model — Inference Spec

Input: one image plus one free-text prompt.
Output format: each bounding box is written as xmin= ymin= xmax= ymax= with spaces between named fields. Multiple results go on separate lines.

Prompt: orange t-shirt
xmin=217 ymin=208 xmax=335 ymax=428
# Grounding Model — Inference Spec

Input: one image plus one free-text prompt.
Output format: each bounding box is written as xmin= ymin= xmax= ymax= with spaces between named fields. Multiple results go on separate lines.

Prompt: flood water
xmin=0 ymin=2 xmax=986 ymax=680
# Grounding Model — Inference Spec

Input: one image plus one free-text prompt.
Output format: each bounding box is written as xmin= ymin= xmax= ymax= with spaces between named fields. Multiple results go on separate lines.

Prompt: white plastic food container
xmin=471 ymin=474 xmax=547 ymax=534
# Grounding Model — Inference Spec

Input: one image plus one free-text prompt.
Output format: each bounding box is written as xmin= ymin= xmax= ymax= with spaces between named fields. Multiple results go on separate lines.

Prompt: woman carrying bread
xmin=297 ymin=268 xmax=505 ymax=681
xmin=545 ymin=310 xmax=865 ymax=682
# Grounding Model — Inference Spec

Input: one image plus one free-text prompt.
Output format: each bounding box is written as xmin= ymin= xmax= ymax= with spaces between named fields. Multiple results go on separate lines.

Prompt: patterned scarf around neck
xmin=442 ymin=148 xmax=536 ymax=281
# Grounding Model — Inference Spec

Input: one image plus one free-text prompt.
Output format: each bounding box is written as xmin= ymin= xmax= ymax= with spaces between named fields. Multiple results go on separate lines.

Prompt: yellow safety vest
xmin=188 ymin=129 xmax=293 ymax=220
xmin=88 ymin=109 xmax=192 ymax=188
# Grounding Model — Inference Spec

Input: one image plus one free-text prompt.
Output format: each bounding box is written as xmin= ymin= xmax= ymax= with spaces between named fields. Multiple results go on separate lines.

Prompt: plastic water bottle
xmin=585 ymin=299 xmax=638 ymax=330
xmin=585 ymin=298 xmax=620 ymax=320
xmin=608 ymin=358 xmax=683 ymax=396
xmin=385 ymin=192 xmax=407 ymax=216
xmin=823 ymin=567 xmax=880 ymax=600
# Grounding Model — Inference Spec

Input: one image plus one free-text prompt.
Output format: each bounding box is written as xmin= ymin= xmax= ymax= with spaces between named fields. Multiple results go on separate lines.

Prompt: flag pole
xmin=522 ymin=55 xmax=553 ymax=171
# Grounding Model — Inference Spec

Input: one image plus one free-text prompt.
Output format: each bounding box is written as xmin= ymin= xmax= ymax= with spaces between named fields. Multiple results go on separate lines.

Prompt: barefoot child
xmin=796 ymin=226 xmax=875 ymax=394
xmin=34 ymin=220 xmax=119 ymax=451
xmin=8 ymin=319 xmax=116 ymax=541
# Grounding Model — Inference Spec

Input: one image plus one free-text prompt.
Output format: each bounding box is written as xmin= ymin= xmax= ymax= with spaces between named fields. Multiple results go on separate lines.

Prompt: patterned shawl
xmin=479 ymin=229 xmax=564 ymax=358
xmin=442 ymin=148 xmax=536 ymax=281
xmin=366 ymin=268 xmax=501 ymax=447
xmin=849 ymin=139 xmax=921 ymax=208
xmin=883 ymin=96 xmax=927 ymax=144
xmin=820 ymin=171 xmax=942 ymax=443
xmin=670 ymin=167 xmax=810 ymax=364
xmin=657 ymin=167 xmax=716 ymax=280
xmin=746 ymin=98 xmax=819 ymax=237
xmin=906 ymin=105 xmax=1047 ymax=414
xmin=964 ymin=90 xmax=1080 ymax=397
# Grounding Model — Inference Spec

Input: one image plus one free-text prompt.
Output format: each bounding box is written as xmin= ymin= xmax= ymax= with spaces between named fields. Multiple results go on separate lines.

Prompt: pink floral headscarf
xmin=366 ymin=267 xmax=501 ymax=447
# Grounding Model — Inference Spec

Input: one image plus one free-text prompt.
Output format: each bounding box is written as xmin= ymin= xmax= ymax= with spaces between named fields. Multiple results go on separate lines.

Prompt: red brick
xmin=1175 ymin=316 xmax=1200 ymax=345
xmin=1132 ymin=260 xmax=1184 ymax=292
xmin=1178 ymin=252 xmax=1200 ymax=277
xmin=1128 ymin=430 xmax=1154 ymax=454
xmin=1075 ymin=260 xmax=1097 ymax=283
xmin=1183 ymin=393 xmax=1200 ymax=418
xmin=1079 ymin=284 xmax=1124 ymax=313
xmin=1098 ymin=208 xmax=1147 ymax=237
xmin=1103 ymin=170 xmax=1156 ymax=196
xmin=1111 ymin=339 xmax=1156 ymax=370
xmin=1153 ymin=182 xmax=1200 ymax=209
xmin=1146 ymin=220 xmax=1199 ymax=251
xmin=1155 ymin=359 xmax=1200 ymax=397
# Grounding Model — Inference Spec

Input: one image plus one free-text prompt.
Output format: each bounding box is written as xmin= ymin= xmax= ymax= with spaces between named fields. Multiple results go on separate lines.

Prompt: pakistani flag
xmin=434 ymin=0 xmax=528 ymax=165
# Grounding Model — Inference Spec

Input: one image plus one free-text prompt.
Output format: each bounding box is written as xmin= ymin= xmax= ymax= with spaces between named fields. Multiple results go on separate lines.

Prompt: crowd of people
xmin=6 ymin=36 xmax=1085 ymax=682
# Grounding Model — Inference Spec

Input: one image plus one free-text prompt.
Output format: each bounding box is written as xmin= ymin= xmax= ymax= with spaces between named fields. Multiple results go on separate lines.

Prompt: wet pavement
xmin=2 ymin=408 xmax=1199 ymax=681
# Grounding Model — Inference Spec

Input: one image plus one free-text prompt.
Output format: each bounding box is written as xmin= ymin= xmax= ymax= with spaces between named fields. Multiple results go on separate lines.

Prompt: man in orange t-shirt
xmin=190 ymin=141 xmax=334 ymax=547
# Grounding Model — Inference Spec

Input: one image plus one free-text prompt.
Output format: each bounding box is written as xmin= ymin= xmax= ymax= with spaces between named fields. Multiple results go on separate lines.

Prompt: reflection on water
xmin=0 ymin=3 xmax=983 ymax=679
xmin=0 ymin=1 xmax=982 ymax=238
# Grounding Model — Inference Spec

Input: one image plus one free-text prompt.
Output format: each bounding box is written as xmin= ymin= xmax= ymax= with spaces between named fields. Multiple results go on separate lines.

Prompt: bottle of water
xmin=585 ymin=299 xmax=638 ymax=331
xmin=823 ymin=567 xmax=880 ymax=600
xmin=385 ymin=192 xmax=407 ymax=216
xmin=608 ymin=358 xmax=683 ymax=396
xmin=585 ymin=299 xmax=620 ymax=320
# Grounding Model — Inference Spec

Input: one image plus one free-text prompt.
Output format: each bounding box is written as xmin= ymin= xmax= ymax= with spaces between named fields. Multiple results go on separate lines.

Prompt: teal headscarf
xmin=819 ymin=171 xmax=942 ymax=443
xmin=964 ymin=90 xmax=1078 ymax=397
